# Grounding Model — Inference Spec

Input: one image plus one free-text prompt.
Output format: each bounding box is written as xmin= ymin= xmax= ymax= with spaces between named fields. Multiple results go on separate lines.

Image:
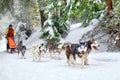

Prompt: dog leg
xmin=69 ymin=54 xmax=73 ymax=64
xmin=50 ymin=50 xmax=54 ymax=58
xmin=33 ymin=56 xmax=36 ymax=62
xmin=50 ymin=52 xmax=53 ymax=58
xmin=67 ymin=55 xmax=71 ymax=66
xmin=37 ymin=57 xmax=40 ymax=62
xmin=21 ymin=51 xmax=24 ymax=59
xmin=66 ymin=55 xmax=70 ymax=66
xmin=17 ymin=48 xmax=20 ymax=57
xmin=81 ymin=56 xmax=85 ymax=68
xmin=23 ymin=55 xmax=26 ymax=59
xmin=38 ymin=53 xmax=41 ymax=62
xmin=72 ymin=54 xmax=77 ymax=65
xmin=53 ymin=50 xmax=56 ymax=58
xmin=84 ymin=57 xmax=88 ymax=65
xmin=22 ymin=54 xmax=26 ymax=59
xmin=52 ymin=52 xmax=55 ymax=58
xmin=67 ymin=59 xmax=71 ymax=66
xmin=22 ymin=51 xmax=25 ymax=59
xmin=70 ymin=54 xmax=76 ymax=65
xmin=35 ymin=56 xmax=38 ymax=61
xmin=74 ymin=60 xmax=77 ymax=65
xmin=84 ymin=53 xmax=89 ymax=65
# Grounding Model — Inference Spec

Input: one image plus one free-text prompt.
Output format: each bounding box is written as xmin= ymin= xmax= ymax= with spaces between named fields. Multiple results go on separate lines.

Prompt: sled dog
xmin=17 ymin=41 xmax=27 ymax=59
xmin=31 ymin=44 xmax=46 ymax=61
xmin=65 ymin=40 xmax=99 ymax=66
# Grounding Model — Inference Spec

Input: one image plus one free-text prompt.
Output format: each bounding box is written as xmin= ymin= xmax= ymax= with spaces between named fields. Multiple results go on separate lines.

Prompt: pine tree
xmin=40 ymin=0 xmax=69 ymax=43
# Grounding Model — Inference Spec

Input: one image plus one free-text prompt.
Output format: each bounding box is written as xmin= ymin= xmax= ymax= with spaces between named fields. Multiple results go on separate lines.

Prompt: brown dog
xmin=49 ymin=43 xmax=65 ymax=59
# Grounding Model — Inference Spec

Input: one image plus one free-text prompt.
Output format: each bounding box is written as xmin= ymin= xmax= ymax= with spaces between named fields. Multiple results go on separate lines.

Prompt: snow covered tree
xmin=62 ymin=0 xmax=106 ymax=27
xmin=40 ymin=0 xmax=70 ymax=43
xmin=41 ymin=13 xmax=69 ymax=43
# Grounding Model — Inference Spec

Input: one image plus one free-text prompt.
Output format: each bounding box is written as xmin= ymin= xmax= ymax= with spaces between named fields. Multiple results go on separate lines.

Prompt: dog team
xmin=5 ymin=24 xmax=99 ymax=66
xmin=6 ymin=37 xmax=99 ymax=68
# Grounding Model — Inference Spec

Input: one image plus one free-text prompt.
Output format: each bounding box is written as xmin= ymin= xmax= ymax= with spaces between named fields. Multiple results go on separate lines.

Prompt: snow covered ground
xmin=1 ymin=30 xmax=120 ymax=80
xmin=0 ymin=16 xmax=120 ymax=80
xmin=0 ymin=50 xmax=120 ymax=80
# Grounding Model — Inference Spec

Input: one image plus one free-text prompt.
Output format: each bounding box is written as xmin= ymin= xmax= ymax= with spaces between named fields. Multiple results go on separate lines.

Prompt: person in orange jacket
xmin=5 ymin=24 xmax=16 ymax=52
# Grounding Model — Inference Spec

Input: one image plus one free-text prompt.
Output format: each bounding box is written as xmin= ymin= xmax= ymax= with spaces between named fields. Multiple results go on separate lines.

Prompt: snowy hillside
xmin=24 ymin=27 xmax=45 ymax=49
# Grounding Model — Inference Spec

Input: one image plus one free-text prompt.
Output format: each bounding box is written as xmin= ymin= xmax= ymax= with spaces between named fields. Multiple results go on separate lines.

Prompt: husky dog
xmin=31 ymin=44 xmax=46 ymax=62
xmin=17 ymin=41 xmax=27 ymax=59
xmin=65 ymin=42 xmax=87 ymax=66
xmin=65 ymin=39 xmax=99 ymax=66
xmin=49 ymin=42 xmax=65 ymax=59
xmin=84 ymin=39 xmax=99 ymax=65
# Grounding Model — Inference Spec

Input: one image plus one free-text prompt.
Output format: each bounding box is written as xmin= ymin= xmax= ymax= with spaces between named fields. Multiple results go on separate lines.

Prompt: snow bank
xmin=24 ymin=27 xmax=44 ymax=48
xmin=65 ymin=21 xmax=98 ymax=43
xmin=0 ymin=36 xmax=7 ymax=51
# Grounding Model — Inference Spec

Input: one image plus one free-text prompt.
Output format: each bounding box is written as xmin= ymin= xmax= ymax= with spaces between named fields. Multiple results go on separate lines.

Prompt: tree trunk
xmin=37 ymin=0 xmax=43 ymax=27
xmin=37 ymin=0 xmax=46 ymax=27
xmin=107 ymin=0 xmax=113 ymax=15
xmin=40 ymin=11 xmax=46 ymax=27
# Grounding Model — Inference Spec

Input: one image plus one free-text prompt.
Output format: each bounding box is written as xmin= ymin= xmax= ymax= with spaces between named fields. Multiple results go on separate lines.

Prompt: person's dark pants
xmin=7 ymin=43 xmax=14 ymax=53
xmin=7 ymin=43 xmax=9 ymax=51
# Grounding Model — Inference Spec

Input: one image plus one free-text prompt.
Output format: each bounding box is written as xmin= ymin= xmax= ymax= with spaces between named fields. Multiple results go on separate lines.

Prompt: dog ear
xmin=41 ymin=43 xmax=44 ymax=46
xmin=80 ymin=42 xmax=85 ymax=45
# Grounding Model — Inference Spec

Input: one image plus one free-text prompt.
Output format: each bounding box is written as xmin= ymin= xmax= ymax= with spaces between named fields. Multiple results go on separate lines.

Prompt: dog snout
xmin=81 ymin=50 xmax=85 ymax=54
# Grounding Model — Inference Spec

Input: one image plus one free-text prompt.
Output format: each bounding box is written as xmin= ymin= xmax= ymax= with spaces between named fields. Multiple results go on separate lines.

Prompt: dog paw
xmin=84 ymin=63 xmax=89 ymax=65
xmin=84 ymin=64 xmax=89 ymax=66
xmin=58 ymin=57 xmax=62 ymax=60
xmin=23 ymin=57 xmax=26 ymax=59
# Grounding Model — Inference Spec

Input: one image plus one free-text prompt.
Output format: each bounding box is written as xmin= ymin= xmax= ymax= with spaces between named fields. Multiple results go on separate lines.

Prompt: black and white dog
xmin=65 ymin=39 xmax=99 ymax=66
xmin=17 ymin=41 xmax=27 ymax=59
xmin=31 ymin=43 xmax=46 ymax=61
xmin=65 ymin=42 xmax=87 ymax=66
